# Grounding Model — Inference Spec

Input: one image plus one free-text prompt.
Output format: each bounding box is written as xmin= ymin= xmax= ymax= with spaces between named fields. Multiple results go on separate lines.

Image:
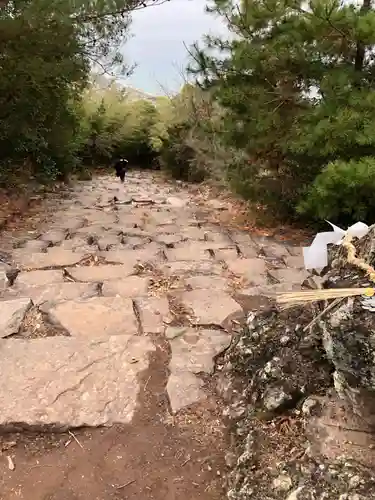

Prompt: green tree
xmin=190 ymin=0 xmax=375 ymax=221
xmin=0 ymin=0 xmax=165 ymax=184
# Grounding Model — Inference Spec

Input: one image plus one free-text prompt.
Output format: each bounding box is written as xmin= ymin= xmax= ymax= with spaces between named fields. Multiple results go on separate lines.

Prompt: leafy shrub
xmin=297 ymin=157 xmax=375 ymax=225
xmin=159 ymin=122 xmax=208 ymax=182
xmin=80 ymin=86 xmax=162 ymax=168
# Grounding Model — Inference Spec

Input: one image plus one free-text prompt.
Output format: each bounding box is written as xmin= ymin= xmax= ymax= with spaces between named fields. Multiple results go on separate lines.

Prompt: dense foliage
xmin=2 ymin=0 xmax=375 ymax=226
xmin=0 ymin=0 xmax=164 ymax=185
xmin=185 ymin=0 xmax=375 ymax=224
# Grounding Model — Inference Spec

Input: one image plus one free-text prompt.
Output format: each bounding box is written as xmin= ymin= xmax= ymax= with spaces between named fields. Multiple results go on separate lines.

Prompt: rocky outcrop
xmin=220 ymin=227 xmax=375 ymax=500
xmin=317 ymin=225 xmax=375 ymax=426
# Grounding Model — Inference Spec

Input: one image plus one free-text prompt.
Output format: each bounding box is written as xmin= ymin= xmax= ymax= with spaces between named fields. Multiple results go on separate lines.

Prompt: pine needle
xmin=276 ymin=287 xmax=373 ymax=305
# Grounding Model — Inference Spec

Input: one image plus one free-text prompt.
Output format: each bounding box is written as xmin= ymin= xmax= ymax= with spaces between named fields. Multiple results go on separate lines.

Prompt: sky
xmin=123 ymin=0 xmax=227 ymax=95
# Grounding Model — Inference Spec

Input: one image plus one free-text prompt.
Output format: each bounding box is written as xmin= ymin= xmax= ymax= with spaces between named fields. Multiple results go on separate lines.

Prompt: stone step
xmin=0 ymin=335 xmax=154 ymax=430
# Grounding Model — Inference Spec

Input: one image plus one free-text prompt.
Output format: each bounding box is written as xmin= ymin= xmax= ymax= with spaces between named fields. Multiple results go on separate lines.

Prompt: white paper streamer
xmin=303 ymin=221 xmax=369 ymax=270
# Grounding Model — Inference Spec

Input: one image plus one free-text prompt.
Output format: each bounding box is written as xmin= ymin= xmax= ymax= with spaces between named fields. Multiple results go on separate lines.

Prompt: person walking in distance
xmin=113 ymin=158 xmax=128 ymax=183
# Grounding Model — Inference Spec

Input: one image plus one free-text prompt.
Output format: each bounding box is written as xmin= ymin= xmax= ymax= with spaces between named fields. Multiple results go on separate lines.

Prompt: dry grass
xmin=18 ymin=306 xmax=67 ymax=339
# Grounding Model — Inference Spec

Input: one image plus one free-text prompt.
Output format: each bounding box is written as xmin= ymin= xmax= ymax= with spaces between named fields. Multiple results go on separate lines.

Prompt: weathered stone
xmin=143 ymin=223 xmax=178 ymax=235
xmin=261 ymin=242 xmax=290 ymax=260
xmin=83 ymin=210 xmax=116 ymax=225
xmin=16 ymin=270 xmax=64 ymax=287
xmin=162 ymin=260 xmax=223 ymax=276
xmin=97 ymin=235 xmax=121 ymax=251
xmin=53 ymin=217 xmax=85 ymax=232
xmin=203 ymin=230 xmax=233 ymax=246
xmin=167 ymin=372 xmax=206 ymax=414
xmin=213 ymin=248 xmax=238 ymax=261
xmin=283 ymin=253 xmax=305 ymax=269
xmin=102 ymin=276 xmax=150 ymax=297
xmin=166 ymin=196 xmax=188 ymax=207
xmin=169 ymin=328 xmax=231 ymax=374
xmin=262 ymin=386 xmax=293 ymax=411
xmin=226 ymin=258 xmax=268 ymax=285
xmin=40 ymin=230 xmax=66 ymax=245
xmin=154 ymin=233 xmax=184 ymax=247
xmin=13 ymin=248 xmax=86 ymax=269
xmin=237 ymin=244 xmax=259 ymax=258
xmin=165 ymin=326 xmax=189 ymax=340
xmin=185 ymin=275 xmax=229 ymax=290
xmin=272 ymin=474 xmax=293 ymax=492
xmin=0 ymin=298 xmax=32 ymax=338
xmin=101 ymin=243 xmax=163 ymax=265
xmin=229 ymin=231 xmax=254 ymax=246
xmin=122 ymin=235 xmax=149 ymax=248
xmin=207 ymin=199 xmax=228 ymax=211
xmin=27 ymin=283 xmax=99 ymax=312
xmin=117 ymin=211 xmax=148 ymax=228
xmin=237 ymin=282 xmax=302 ymax=298
xmin=166 ymin=243 xmax=211 ymax=262
xmin=24 ymin=240 xmax=50 ymax=252
xmin=74 ymin=224 xmax=108 ymax=239
xmin=135 ymin=297 xmax=169 ymax=334
xmin=70 ymin=264 xmax=135 ymax=282
xmin=179 ymin=290 xmax=243 ymax=328
xmin=268 ymin=268 xmax=309 ymax=285
xmin=48 ymin=297 xmax=138 ymax=337
xmin=0 ymin=335 xmax=154 ymax=429
xmin=286 ymin=487 xmax=304 ymax=500
xmin=181 ymin=226 xmax=205 ymax=240
xmin=287 ymin=245 xmax=305 ymax=257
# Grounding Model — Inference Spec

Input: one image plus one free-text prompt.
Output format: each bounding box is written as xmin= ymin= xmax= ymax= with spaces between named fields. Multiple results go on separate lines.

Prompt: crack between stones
xmin=132 ymin=299 xmax=144 ymax=335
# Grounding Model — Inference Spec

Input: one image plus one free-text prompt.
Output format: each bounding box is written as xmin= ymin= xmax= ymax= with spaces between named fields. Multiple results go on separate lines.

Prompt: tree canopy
xmin=184 ymin=0 xmax=375 ymax=222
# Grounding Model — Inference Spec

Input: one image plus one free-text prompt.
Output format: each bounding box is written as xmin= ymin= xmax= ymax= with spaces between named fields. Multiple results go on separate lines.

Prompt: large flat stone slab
xmin=167 ymin=372 xmax=206 ymax=414
xmin=16 ymin=270 xmax=64 ymax=287
xmin=12 ymin=283 xmax=99 ymax=312
xmin=179 ymin=290 xmax=243 ymax=328
xmin=283 ymin=253 xmax=304 ymax=269
xmin=97 ymin=235 xmax=121 ymax=251
xmin=48 ymin=297 xmax=138 ymax=337
xmin=23 ymin=239 xmax=50 ymax=252
xmin=168 ymin=328 xmax=231 ymax=375
xmin=52 ymin=217 xmax=85 ymax=232
xmin=100 ymin=243 xmax=162 ymax=265
xmin=268 ymin=268 xmax=309 ymax=285
xmin=102 ymin=277 xmax=150 ymax=298
xmin=13 ymin=248 xmax=86 ymax=269
xmin=161 ymin=260 xmax=224 ymax=276
xmin=226 ymin=258 xmax=268 ymax=285
xmin=166 ymin=244 xmax=211 ymax=261
xmin=83 ymin=210 xmax=117 ymax=225
xmin=260 ymin=242 xmax=290 ymax=260
xmin=70 ymin=264 xmax=135 ymax=282
xmin=134 ymin=297 xmax=170 ymax=334
xmin=40 ymin=230 xmax=66 ymax=245
xmin=0 ymin=298 xmax=32 ymax=338
xmin=185 ymin=275 xmax=229 ymax=290
xmin=0 ymin=335 xmax=154 ymax=429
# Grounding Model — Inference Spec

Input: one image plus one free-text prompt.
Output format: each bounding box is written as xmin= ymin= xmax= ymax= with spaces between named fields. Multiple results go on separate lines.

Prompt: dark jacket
xmin=114 ymin=159 xmax=128 ymax=177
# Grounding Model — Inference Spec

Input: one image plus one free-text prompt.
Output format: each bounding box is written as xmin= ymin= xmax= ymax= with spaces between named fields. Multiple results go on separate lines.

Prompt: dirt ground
xmin=0 ymin=346 xmax=227 ymax=500
xmin=0 ymin=171 xmax=310 ymax=500
xmin=0 ymin=173 xmax=231 ymax=500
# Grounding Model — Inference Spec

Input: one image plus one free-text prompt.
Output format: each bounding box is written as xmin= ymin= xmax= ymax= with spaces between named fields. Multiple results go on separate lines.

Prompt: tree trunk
xmin=354 ymin=0 xmax=372 ymax=72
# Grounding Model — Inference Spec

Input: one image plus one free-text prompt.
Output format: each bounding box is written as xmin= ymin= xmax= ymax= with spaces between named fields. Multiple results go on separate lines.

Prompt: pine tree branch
xmin=76 ymin=0 xmax=171 ymax=23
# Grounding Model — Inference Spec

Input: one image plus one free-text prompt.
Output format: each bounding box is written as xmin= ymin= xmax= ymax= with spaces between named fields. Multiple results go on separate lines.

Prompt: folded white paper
xmin=303 ymin=221 xmax=369 ymax=270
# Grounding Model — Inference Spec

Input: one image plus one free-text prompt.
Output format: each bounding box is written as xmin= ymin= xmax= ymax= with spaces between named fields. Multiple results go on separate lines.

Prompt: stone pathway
xmin=0 ymin=172 xmax=307 ymax=430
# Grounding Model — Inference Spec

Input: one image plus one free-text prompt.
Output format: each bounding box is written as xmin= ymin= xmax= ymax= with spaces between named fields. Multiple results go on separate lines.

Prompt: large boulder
xmin=220 ymin=227 xmax=375 ymax=500
xmin=318 ymin=225 xmax=375 ymax=426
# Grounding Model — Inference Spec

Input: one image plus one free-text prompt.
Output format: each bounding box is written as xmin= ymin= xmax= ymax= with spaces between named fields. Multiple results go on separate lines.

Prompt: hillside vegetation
xmin=1 ymin=0 xmax=375 ymax=226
